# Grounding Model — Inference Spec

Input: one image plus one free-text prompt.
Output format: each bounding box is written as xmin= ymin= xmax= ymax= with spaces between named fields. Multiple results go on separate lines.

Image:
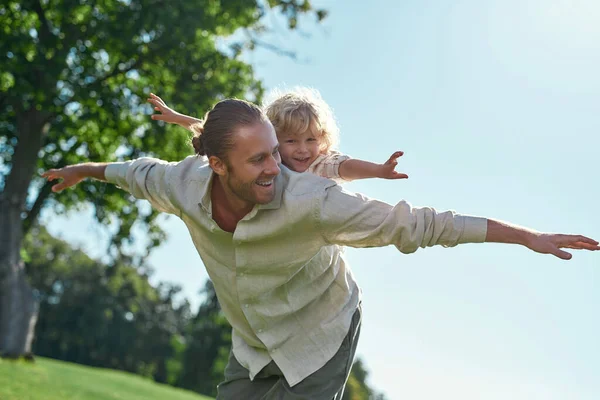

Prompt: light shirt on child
xmin=307 ymin=151 xmax=351 ymax=184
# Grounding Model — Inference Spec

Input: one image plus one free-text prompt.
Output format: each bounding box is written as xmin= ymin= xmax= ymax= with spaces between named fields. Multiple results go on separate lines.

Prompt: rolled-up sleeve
xmin=308 ymin=151 xmax=352 ymax=184
xmin=317 ymin=185 xmax=487 ymax=253
xmin=104 ymin=157 xmax=180 ymax=215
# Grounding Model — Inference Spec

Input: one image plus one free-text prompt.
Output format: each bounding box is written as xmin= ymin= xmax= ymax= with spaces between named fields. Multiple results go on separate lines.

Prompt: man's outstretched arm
xmin=42 ymin=158 xmax=182 ymax=215
xmin=318 ymin=185 xmax=599 ymax=260
xmin=42 ymin=163 xmax=108 ymax=192
xmin=485 ymin=219 xmax=599 ymax=260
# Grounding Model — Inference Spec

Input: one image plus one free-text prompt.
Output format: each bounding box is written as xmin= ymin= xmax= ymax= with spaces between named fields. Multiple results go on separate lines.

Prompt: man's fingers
xmin=557 ymin=235 xmax=600 ymax=250
xmin=151 ymin=114 xmax=168 ymax=121
xmin=554 ymin=249 xmax=573 ymax=260
xmin=388 ymin=173 xmax=409 ymax=179
xmin=576 ymin=242 xmax=600 ymax=250
xmin=559 ymin=234 xmax=598 ymax=245
xmin=52 ymin=182 xmax=68 ymax=192
xmin=41 ymin=170 xmax=62 ymax=181
xmin=575 ymin=235 xmax=599 ymax=245
xmin=565 ymin=242 xmax=600 ymax=251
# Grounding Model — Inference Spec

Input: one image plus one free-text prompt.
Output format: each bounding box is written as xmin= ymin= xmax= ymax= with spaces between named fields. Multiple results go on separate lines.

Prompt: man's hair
xmin=191 ymin=99 xmax=268 ymax=160
xmin=263 ymin=87 xmax=340 ymax=153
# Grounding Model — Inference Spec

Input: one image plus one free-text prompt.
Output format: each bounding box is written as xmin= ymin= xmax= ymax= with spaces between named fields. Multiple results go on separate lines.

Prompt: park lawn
xmin=0 ymin=357 xmax=213 ymax=400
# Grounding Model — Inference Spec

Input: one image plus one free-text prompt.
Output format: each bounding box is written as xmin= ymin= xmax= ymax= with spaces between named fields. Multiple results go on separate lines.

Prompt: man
xmin=43 ymin=98 xmax=599 ymax=399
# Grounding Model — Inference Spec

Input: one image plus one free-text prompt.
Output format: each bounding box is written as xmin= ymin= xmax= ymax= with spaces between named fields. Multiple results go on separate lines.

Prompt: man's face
xmin=221 ymin=121 xmax=281 ymax=206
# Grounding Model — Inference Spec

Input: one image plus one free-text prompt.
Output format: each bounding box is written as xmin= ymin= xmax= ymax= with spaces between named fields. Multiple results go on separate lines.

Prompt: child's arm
xmin=338 ymin=151 xmax=408 ymax=180
xmin=147 ymin=93 xmax=201 ymax=131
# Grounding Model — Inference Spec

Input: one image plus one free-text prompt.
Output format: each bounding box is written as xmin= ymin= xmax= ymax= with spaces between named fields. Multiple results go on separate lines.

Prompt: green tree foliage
xmin=343 ymin=358 xmax=389 ymax=400
xmin=25 ymin=225 xmax=192 ymax=381
xmin=1 ymin=0 xmax=326 ymax=262
xmin=0 ymin=0 xmax=326 ymax=357
xmin=177 ymin=280 xmax=232 ymax=397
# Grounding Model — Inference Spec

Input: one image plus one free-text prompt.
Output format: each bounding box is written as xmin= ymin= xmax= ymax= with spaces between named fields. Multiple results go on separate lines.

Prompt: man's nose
xmin=265 ymin=155 xmax=281 ymax=176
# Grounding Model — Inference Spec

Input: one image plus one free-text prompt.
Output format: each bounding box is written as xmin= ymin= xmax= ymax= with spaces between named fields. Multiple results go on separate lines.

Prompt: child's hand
xmin=147 ymin=93 xmax=181 ymax=124
xmin=378 ymin=151 xmax=408 ymax=180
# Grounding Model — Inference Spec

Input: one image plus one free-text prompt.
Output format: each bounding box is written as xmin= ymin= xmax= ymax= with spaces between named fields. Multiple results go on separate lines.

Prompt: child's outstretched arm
xmin=147 ymin=93 xmax=201 ymax=131
xmin=338 ymin=151 xmax=408 ymax=180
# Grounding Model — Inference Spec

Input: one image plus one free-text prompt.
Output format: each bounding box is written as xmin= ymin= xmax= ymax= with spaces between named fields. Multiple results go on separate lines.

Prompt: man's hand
xmin=41 ymin=163 xmax=107 ymax=192
xmin=526 ymin=233 xmax=600 ymax=260
xmin=486 ymin=219 xmax=599 ymax=260
xmin=377 ymin=151 xmax=408 ymax=180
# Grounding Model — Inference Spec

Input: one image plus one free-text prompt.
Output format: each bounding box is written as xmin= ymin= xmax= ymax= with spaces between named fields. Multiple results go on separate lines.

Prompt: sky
xmin=43 ymin=0 xmax=600 ymax=399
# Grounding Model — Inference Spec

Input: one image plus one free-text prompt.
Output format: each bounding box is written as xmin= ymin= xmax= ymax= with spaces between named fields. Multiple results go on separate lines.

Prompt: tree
xmin=342 ymin=358 xmax=389 ymax=400
xmin=24 ymin=225 xmax=192 ymax=379
xmin=0 ymin=0 xmax=327 ymax=357
xmin=177 ymin=280 xmax=231 ymax=397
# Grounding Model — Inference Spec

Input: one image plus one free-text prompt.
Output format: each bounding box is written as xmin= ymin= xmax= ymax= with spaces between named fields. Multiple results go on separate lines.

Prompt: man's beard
xmin=226 ymin=173 xmax=260 ymax=205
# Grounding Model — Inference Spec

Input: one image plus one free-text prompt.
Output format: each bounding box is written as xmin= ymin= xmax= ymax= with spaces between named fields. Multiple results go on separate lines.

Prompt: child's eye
xmin=285 ymin=139 xmax=295 ymax=143
xmin=307 ymin=138 xmax=316 ymax=142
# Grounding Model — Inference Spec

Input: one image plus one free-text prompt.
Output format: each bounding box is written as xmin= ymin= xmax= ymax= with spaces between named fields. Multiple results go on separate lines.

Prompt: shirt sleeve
xmin=316 ymin=185 xmax=488 ymax=253
xmin=104 ymin=157 xmax=180 ymax=216
xmin=307 ymin=151 xmax=352 ymax=183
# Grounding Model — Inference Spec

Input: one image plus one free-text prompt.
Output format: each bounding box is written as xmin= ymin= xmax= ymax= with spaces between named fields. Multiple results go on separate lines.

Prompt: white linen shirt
xmin=105 ymin=155 xmax=488 ymax=386
xmin=307 ymin=151 xmax=351 ymax=184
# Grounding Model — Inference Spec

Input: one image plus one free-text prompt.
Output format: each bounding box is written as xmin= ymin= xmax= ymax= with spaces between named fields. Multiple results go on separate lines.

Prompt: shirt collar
xmin=198 ymin=166 xmax=215 ymax=215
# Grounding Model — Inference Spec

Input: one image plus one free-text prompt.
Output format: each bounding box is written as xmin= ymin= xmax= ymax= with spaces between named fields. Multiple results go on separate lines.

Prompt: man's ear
xmin=209 ymin=155 xmax=227 ymax=176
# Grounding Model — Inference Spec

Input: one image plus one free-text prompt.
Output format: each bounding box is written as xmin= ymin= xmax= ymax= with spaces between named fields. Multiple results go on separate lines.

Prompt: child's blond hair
xmin=263 ymin=87 xmax=340 ymax=153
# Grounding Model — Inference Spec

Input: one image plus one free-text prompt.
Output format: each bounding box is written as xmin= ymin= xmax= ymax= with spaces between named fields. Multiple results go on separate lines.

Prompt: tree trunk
xmin=0 ymin=108 xmax=48 ymax=358
xmin=0 ymin=206 xmax=39 ymax=358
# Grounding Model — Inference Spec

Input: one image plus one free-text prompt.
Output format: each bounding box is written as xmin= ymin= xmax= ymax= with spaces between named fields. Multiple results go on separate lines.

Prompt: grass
xmin=0 ymin=357 xmax=213 ymax=400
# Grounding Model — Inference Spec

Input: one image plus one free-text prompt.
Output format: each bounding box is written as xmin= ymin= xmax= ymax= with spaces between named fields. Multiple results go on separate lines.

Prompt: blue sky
xmin=44 ymin=0 xmax=600 ymax=398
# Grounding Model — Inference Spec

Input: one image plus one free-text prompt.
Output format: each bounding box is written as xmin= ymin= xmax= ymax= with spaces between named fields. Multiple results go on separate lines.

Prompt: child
xmin=147 ymin=87 xmax=407 ymax=183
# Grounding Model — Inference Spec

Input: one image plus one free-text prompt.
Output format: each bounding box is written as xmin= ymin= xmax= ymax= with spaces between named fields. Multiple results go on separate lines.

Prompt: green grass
xmin=0 ymin=357 xmax=213 ymax=400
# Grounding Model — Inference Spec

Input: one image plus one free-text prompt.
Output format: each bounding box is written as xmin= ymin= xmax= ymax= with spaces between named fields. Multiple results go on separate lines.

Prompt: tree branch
xmin=22 ymin=181 xmax=53 ymax=237
xmin=243 ymin=30 xmax=297 ymax=60
xmin=0 ymin=94 xmax=8 ymax=111
xmin=56 ymin=58 xmax=141 ymax=109
xmin=32 ymin=0 xmax=53 ymax=44
xmin=96 ymin=59 xmax=141 ymax=87
xmin=69 ymin=39 xmax=173 ymax=106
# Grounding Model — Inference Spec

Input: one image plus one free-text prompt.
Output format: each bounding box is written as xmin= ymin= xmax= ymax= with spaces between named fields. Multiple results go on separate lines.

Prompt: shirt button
xmin=244 ymin=304 xmax=249 ymax=309
xmin=258 ymin=329 xmax=263 ymax=333
xmin=239 ymin=272 xmax=244 ymax=277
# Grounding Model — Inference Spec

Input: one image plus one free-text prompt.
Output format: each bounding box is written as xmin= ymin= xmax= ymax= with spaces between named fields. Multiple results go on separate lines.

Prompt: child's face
xmin=278 ymin=130 xmax=322 ymax=172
